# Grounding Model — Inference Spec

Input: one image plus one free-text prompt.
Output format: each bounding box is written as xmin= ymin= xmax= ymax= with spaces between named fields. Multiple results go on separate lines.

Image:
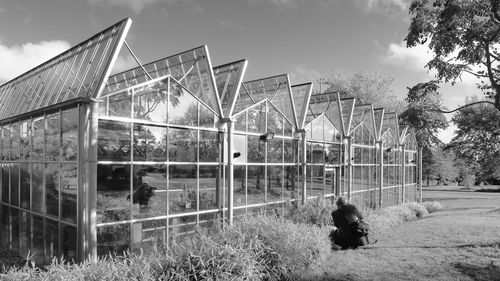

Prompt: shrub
xmin=422 ymin=201 xmax=442 ymax=213
xmin=364 ymin=202 xmax=430 ymax=233
xmin=282 ymin=197 xmax=334 ymax=226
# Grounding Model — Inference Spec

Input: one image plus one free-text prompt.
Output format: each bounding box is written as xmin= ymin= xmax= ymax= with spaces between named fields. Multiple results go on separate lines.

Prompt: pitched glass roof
xmin=291 ymin=83 xmax=313 ymax=129
xmin=381 ymin=112 xmax=399 ymax=143
xmin=339 ymin=98 xmax=355 ymax=136
xmin=373 ymin=108 xmax=384 ymax=140
xmin=233 ymin=74 xmax=297 ymax=127
xmin=103 ymin=45 xmax=222 ymax=117
xmin=212 ymin=60 xmax=248 ymax=118
xmin=350 ymin=104 xmax=375 ymax=137
xmin=0 ymin=18 xmax=131 ymax=121
xmin=306 ymin=92 xmax=343 ymax=132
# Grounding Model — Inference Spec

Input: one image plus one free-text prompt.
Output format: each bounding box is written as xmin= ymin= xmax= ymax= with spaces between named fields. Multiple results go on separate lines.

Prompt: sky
xmin=0 ymin=0 xmax=481 ymax=142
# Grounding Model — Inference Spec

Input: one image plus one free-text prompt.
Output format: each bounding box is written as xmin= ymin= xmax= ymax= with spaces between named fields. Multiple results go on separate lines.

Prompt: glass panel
xmin=233 ymin=134 xmax=247 ymax=164
xmin=291 ymin=83 xmax=312 ymax=128
xmin=169 ymin=214 xmax=196 ymax=236
xmin=1 ymin=126 xmax=10 ymax=160
xmin=32 ymin=117 xmax=45 ymax=161
xmin=310 ymin=116 xmax=323 ymax=141
xmin=267 ymin=138 xmax=283 ymax=163
xmin=10 ymin=164 xmax=19 ymax=207
xmin=267 ymin=166 xmax=283 ymax=203
xmin=324 ymin=117 xmax=340 ymax=142
xmin=132 ymin=164 xmax=168 ymax=219
xmin=11 ymin=122 xmax=20 ymax=160
xmin=283 ymin=139 xmax=297 ymax=163
xmin=168 ymin=80 xmax=198 ymax=126
xmin=234 ymin=166 xmax=246 ymax=207
xmin=234 ymin=112 xmax=246 ymax=132
xmin=0 ymin=205 xmax=8 ymax=246
xmin=97 ymin=224 xmax=130 ymax=257
xmin=340 ymin=99 xmax=355 ymax=135
xmin=169 ymin=165 xmax=197 ymax=214
xmin=326 ymin=143 xmax=342 ymax=164
xmin=61 ymin=164 xmax=77 ymax=223
xmin=98 ymin=120 xmax=131 ymax=161
xmin=2 ymin=165 xmax=10 ymax=204
xmin=20 ymin=163 xmax=30 ymax=209
xmin=133 ymin=80 xmax=168 ymax=122
xmin=213 ymin=60 xmax=246 ymax=117
xmin=311 ymin=143 xmax=324 ymax=164
xmin=97 ymin=164 xmax=130 ymax=223
xmin=109 ymin=91 xmax=131 ymax=118
xmin=199 ymin=103 xmax=215 ymax=127
xmin=45 ymin=219 xmax=59 ymax=260
xmin=32 ymin=215 xmax=45 ymax=265
xmin=10 ymin=208 xmax=20 ymax=252
xmin=133 ymin=124 xmax=167 ymax=162
xmin=61 ymin=224 xmax=77 ymax=261
xmin=199 ymin=131 xmax=218 ymax=162
xmin=20 ymin=211 xmax=30 ymax=257
xmin=20 ymin=120 xmax=32 ymax=160
xmin=247 ymin=102 xmax=266 ymax=133
xmin=270 ymin=85 xmax=296 ymax=128
xmin=46 ymin=113 xmax=60 ymax=161
xmin=62 ymin=108 xmax=78 ymax=161
xmin=168 ymin=128 xmax=197 ymax=162
xmin=199 ymin=165 xmax=218 ymax=211
xmin=267 ymin=107 xmax=284 ymax=136
xmin=131 ymin=219 xmax=167 ymax=254
xmin=45 ymin=164 xmax=59 ymax=218
xmin=284 ymin=166 xmax=298 ymax=200
xmin=248 ymin=135 xmax=264 ymax=163
xmin=247 ymin=165 xmax=265 ymax=205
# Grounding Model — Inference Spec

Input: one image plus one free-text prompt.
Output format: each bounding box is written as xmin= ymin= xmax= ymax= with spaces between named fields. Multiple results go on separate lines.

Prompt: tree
xmin=323 ymin=72 xmax=406 ymax=113
xmin=429 ymin=147 xmax=460 ymax=185
xmin=447 ymin=96 xmax=500 ymax=183
xmin=405 ymin=0 xmax=500 ymax=110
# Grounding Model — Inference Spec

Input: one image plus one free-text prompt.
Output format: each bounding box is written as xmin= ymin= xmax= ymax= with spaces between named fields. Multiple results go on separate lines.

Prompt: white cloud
xmin=357 ymin=0 xmax=410 ymax=13
xmin=289 ymin=65 xmax=323 ymax=87
xmin=382 ymin=41 xmax=433 ymax=72
xmin=0 ymin=40 xmax=70 ymax=83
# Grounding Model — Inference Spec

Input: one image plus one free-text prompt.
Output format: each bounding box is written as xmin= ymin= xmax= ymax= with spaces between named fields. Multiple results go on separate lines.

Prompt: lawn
xmin=300 ymin=187 xmax=500 ymax=281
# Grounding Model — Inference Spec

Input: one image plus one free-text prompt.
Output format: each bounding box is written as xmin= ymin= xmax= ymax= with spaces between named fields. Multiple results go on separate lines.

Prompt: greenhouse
xmin=0 ymin=18 xmax=421 ymax=264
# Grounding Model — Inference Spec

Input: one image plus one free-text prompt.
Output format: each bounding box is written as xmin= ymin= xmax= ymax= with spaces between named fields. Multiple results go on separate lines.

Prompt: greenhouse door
xmin=324 ymin=166 xmax=340 ymax=197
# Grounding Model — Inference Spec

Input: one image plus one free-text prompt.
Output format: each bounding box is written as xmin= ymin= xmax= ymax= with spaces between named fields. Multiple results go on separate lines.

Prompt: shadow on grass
xmin=476 ymin=188 xmax=500 ymax=193
xmin=455 ymin=262 xmax=500 ymax=281
xmin=361 ymin=242 xmax=500 ymax=250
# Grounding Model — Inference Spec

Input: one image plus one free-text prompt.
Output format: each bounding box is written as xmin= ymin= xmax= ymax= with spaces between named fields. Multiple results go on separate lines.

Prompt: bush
xmin=282 ymin=197 xmax=334 ymax=226
xmin=364 ymin=202 xmax=430 ymax=233
xmin=422 ymin=201 xmax=442 ymax=213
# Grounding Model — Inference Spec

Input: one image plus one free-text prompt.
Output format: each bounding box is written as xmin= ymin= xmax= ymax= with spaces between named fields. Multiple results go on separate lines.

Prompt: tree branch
xmin=431 ymin=101 xmax=497 ymax=113
xmin=484 ymin=42 xmax=500 ymax=88
xmin=462 ymin=69 xmax=489 ymax=78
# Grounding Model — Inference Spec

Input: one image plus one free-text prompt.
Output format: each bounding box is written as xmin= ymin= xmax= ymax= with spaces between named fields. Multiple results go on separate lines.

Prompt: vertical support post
xmin=346 ymin=136 xmax=352 ymax=201
xmin=401 ymin=144 xmax=406 ymax=204
xmin=88 ymin=102 xmax=98 ymax=261
xmin=226 ymin=119 xmax=234 ymax=225
xmin=299 ymin=130 xmax=307 ymax=205
xmin=418 ymin=147 xmax=423 ymax=203
xmin=377 ymin=141 xmax=383 ymax=208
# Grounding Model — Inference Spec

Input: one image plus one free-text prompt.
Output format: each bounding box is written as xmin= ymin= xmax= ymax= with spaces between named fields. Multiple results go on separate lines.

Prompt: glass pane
xmin=283 ymin=139 xmax=297 ymax=163
xmin=45 ymin=219 xmax=59 ymax=260
xmin=2 ymin=165 xmax=10 ymax=204
xmin=32 ymin=117 xmax=45 ymax=161
xmin=61 ymin=164 xmax=78 ymax=224
xmin=97 ymin=224 xmax=130 ymax=257
xmin=1 ymin=126 xmax=10 ymax=160
xmin=20 ymin=163 xmax=30 ymax=209
xmin=11 ymin=122 xmax=20 ymax=160
xmin=98 ymin=120 xmax=131 ymax=161
xmin=109 ymin=91 xmax=131 ymax=118
xmin=45 ymin=164 xmax=59 ymax=218
xmin=133 ymin=124 xmax=167 ymax=162
xmin=234 ymin=166 xmax=246 ymax=207
xmin=10 ymin=164 xmax=19 ymax=207
xmin=168 ymin=128 xmax=197 ymax=162
xmin=311 ymin=117 xmax=323 ymax=140
xmin=10 ymin=208 xmax=20 ymax=252
xmin=247 ymin=135 xmax=264 ymax=163
xmin=97 ymin=164 xmax=130 ymax=223
xmin=169 ymin=165 xmax=197 ymax=214
xmin=234 ymin=112 xmax=246 ymax=132
xmin=168 ymin=80 xmax=198 ymax=126
xmin=199 ymin=131 xmax=218 ymax=162
xmin=326 ymin=143 xmax=342 ymax=164
xmin=61 ymin=224 xmax=77 ymax=262
xmin=0 ymin=206 xmax=8 ymax=246
xmin=132 ymin=219 xmax=167 ymax=254
xmin=199 ymin=103 xmax=215 ymax=127
xmin=132 ymin=164 xmax=168 ymax=219
xmin=233 ymin=134 xmax=247 ymax=164
xmin=199 ymin=165 xmax=218 ymax=211
xmin=267 ymin=138 xmax=283 ymax=163
xmin=133 ymin=80 xmax=168 ymax=123
xmin=247 ymin=103 xmax=266 ymax=133
xmin=32 ymin=215 xmax=44 ymax=265
xmin=291 ymin=83 xmax=312 ymax=128
xmin=20 ymin=211 xmax=31 ymax=257
xmin=62 ymin=108 xmax=78 ymax=161
xmin=267 ymin=166 xmax=283 ymax=203
xmin=267 ymin=107 xmax=283 ymax=136
xmin=20 ymin=120 xmax=32 ymax=160
xmin=46 ymin=113 xmax=60 ymax=161
xmin=247 ymin=165 xmax=265 ymax=205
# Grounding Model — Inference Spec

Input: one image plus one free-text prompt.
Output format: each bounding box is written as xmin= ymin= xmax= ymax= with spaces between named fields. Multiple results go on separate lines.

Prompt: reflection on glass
xmin=199 ymin=103 xmax=215 ymax=127
xmin=1 ymin=126 xmax=10 ymax=160
xmin=247 ymin=165 xmax=265 ymax=205
xmin=267 ymin=139 xmax=283 ymax=163
xmin=46 ymin=113 xmax=60 ymax=161
xmin=169 ymin=215 xmax=196 ymax=236
xmin=10 ymin=164 xmax=19 ymax=207
xmin=32 ymin=215 xmax=44 ymax=265
xmin=284 ymin=139 xmax=297 ymax=163
xmin=234 ymin=166 xmax=246 ymax=207
xmin=45 ymin=163 xmax=59 ymax=218
xmin=20 ymin=211 xmax=31 ymax=257
xmin=133 ymin=81 xmax=167 ymax=122
xmin=32 ymin=117 xmax=45 ymax=161
xmin=45 ymin=219 xmax=59 ymax=261
xmin=247 ymin=103 xmax=266 ymax=133
xmin=234 ymin=113 xmax=246 ymax=132
xmin=132 ymin=219 xmax=167 ymax=254
xmin=97 ymin=164 xmax=131 ymax=223
xmin=32 ymin=163 xmax=44 ymax=213
xmin=133 ymin=124 xmax=167 ymax=162
xmin=97 ymin=224 xmax=130 ymax=257
xmin=132 ymin=164 xmax=167 ymax=219
xmin=11 ymin=208 xmax=19 ymax=252
xmin=2 ymin=165 xmax=9 ymax=204
xmin=199 ymin=166 xmax=218 ymax=210
xmin=109 ymin=91 xmax=131 ymax=118
xmin=169 ymin=165 xmax=196 ymax=214
xmin=168 ymin=128 xmax=197 ymax=162
xmin=0 ymin=206 xmax=8 ymax=246
xmin=61 ymin=224 xmax=77 ymax=261
xmin=10 ymin=122 xmax=20 ymax=160
xmin=98 ymin=120 xmax=131 ymax=161
xmin=267 ymin=166 xmax=282 ymax=203
xmin=168 ymin=80 xmax=198 ymax=126
xmin=267 ymin=109 xmax=283 ymax=136
xmin=199 ymin=131 xmax=218 ymax=162
xmin=62 ymin=108 xmax=78 ymax=161
xmin=61 ymin=164 xmax=77 ymax=223
xmin=20 ymin=121 xmax=31 ymax=160
xmin=248 ymin=136 xmax=264 ymax=163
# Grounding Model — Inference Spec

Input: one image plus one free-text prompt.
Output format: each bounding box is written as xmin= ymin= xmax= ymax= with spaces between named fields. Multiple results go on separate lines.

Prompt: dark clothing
xmin=331 ymin=204 xmax=365 ymax=249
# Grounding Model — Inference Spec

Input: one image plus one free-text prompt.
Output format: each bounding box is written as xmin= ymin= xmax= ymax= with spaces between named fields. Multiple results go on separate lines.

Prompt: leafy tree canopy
xmin=405 ymin=0 xmax=500 ymax=110
xmin=323 ymin=72 xmax=406 ymax=113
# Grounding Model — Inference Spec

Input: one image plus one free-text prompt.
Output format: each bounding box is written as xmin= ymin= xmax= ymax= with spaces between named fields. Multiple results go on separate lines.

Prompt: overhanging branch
xmin=431 ymin=101 xmax=497 ymax=113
